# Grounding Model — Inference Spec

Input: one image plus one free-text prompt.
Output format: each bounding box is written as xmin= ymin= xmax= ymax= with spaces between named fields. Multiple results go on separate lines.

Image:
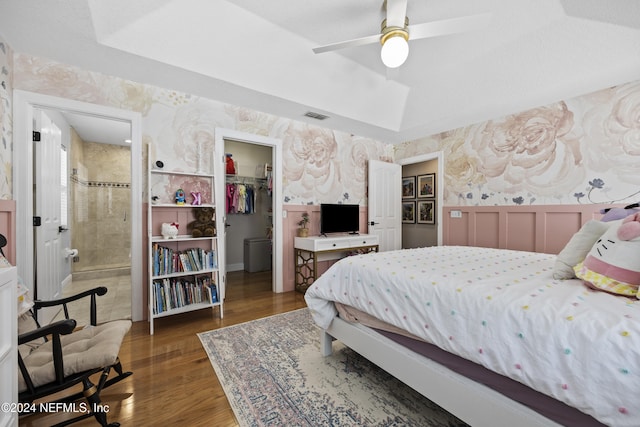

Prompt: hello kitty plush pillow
xmin=574 ymin=213 xmax=640 ymax=297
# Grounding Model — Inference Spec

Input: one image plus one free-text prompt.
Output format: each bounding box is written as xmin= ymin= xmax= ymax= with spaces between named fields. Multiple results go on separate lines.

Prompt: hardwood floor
xmin=20 ymin=270 xmax=308 ymax=427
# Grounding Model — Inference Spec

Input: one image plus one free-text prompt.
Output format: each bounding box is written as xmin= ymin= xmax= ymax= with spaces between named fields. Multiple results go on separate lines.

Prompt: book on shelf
xmin=152 ymin=245 xmax=218 ymax=276
xmin=152 ymin=274 xmax=218 ymax=314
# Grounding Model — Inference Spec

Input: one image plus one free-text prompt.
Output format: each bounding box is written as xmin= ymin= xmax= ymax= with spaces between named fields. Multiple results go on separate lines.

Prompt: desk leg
xmin=294 ymin=248 xmax=316 ymax=293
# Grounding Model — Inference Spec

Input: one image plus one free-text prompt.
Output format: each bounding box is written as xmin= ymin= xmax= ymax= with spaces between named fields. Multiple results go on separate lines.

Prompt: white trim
xmin=214 ymin=128 xmax=284 ymax=293
xmin=397 ymin=151 xmax=444 ymax=245
xmin=13 ymin=90 xmax=144 ymax=321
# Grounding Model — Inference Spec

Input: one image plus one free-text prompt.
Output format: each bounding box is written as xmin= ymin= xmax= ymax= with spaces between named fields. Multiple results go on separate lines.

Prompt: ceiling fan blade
xmin=409 ymin=13 xmax=492 ymax=40
xmin=385 ymin=0 xmax=408 ymax=28
xmin=312 ymin=34 xmax=380 ymax=54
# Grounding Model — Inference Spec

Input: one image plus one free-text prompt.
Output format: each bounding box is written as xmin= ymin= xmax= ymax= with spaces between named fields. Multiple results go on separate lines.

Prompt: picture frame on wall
xmin=402 ymin=176 xmax=416 ymax=199
xmin=417 ymin=200 xmax=435 ymax=224
xmin=402 ymin=201 xmax=416 ymax=223
xmin=418 ymin=173 xmax=436 ymax=198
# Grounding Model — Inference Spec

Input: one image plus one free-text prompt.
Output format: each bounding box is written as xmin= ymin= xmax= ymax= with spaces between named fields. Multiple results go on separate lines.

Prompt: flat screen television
xmin=320 ymin=203 xmax=360 ymax=235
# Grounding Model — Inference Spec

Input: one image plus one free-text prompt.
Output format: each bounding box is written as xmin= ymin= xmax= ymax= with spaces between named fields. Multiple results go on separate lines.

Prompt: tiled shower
xmin=66 ymin=137 xmax=132 ymax=323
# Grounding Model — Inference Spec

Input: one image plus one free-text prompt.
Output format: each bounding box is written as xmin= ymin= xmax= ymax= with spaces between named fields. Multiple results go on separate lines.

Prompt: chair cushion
xmin=19 ymin=320 xmax=131 ymax=393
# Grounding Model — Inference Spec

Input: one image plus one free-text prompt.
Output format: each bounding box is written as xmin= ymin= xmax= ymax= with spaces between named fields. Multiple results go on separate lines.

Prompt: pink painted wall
xmin=441 ymin=204 xmax=614 ymax=254
xmin=0 ymin=200 xmax=16 ymax=265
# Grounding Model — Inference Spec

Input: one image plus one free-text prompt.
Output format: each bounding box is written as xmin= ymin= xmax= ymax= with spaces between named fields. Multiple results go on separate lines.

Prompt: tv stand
xmin=294 ymin=234 xmax=379 ymax=293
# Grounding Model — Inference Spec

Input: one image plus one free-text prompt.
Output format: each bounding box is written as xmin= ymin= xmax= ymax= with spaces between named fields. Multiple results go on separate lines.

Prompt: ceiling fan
xmin=312 ymin=0 xmax=491 ymax=68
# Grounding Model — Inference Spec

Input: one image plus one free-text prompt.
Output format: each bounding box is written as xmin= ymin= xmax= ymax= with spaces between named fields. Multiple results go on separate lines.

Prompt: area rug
xmin=198 ymin=308 xmax=467 ymax=426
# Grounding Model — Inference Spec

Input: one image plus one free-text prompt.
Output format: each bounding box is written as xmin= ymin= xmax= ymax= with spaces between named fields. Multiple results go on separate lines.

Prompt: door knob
xmin=369 ymin=221 xmax=378 ymax=226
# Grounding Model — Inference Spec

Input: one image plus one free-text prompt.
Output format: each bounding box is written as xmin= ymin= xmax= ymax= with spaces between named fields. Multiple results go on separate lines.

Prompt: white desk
xmin=294 ymin=234 xmax=379 ymax=292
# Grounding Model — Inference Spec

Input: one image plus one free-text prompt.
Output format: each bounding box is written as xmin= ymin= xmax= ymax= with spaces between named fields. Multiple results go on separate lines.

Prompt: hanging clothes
xmin=226 ymin=183 xmax=236 ymax=213
xmin=225 ymin=182 xmax=257 ymax=214
xmin=245 ymin=185 xmax=254 ymax=214
xmin=237 ymin=184 xmax=247 ymax=213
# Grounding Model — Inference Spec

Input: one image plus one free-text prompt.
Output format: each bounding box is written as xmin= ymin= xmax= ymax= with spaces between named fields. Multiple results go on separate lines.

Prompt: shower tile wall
xmin=71 ymin=135 xmax=131 ymax=273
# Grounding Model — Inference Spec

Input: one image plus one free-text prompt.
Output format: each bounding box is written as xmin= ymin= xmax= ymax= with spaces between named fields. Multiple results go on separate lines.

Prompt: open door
xmin=367 ymin=160 xmax=402 ymax=252
xmin=33 ymin=109 xmax=63 ymax=324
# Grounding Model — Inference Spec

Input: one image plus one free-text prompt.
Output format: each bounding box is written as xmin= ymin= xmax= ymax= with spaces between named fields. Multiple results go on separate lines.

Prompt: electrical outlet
xmin=73 ymin=256 xmax=80 ymax=262
xmin=450 ymin=210 xmax=462 ymax=218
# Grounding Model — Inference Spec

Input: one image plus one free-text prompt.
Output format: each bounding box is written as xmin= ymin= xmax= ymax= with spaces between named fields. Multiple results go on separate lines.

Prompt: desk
xmin=294 ymin=234 xmax=379 ymax=293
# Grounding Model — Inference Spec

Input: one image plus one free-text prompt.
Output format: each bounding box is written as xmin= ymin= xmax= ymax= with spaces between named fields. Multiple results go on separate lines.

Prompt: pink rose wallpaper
xmin=1 ymin=38 xmax=638 ymax=208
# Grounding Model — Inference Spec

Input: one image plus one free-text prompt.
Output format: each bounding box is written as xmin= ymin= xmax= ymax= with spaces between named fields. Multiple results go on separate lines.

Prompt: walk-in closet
xmin=224 ymin=140 xmax=273 ymax=287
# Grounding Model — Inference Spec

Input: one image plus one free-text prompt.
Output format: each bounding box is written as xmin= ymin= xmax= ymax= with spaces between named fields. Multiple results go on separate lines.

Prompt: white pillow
xmin=553 ymin=220 xmax=611 ymax=280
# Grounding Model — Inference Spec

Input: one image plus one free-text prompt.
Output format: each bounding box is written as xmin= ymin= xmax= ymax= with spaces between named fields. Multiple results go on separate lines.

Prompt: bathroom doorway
xmin=14 ymin=90 xmax=144 ymax=323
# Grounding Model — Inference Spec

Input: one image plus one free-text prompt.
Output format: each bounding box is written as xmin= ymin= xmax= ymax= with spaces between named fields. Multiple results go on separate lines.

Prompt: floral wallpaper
xmin=11 ymin=54 xmax=393 ymax=207
xmin=0 ymin=36 xmax=12 ymax=199
xmin=396 ymin=81 xmax=640 ymax=206
xmin=2 ymin=45 xmax=639 ymax=208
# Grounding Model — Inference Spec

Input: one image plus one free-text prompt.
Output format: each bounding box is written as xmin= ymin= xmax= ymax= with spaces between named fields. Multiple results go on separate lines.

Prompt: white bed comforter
xmin=304 ymin=246 xmax=640 ymax=427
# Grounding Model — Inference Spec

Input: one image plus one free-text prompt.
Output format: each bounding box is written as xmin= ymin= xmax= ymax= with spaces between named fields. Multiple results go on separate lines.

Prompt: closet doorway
xmin=224 ymin=140 xmax=274 ymax=291
xmin=215 ymin=128 xmax=283 ymax=297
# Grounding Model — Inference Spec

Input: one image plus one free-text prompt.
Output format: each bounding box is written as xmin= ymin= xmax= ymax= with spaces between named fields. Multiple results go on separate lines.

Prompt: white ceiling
xmin=2 ymin=0 xmax=639 ymax=144
xmin=58 ymin=112 xmax=132 ymax=146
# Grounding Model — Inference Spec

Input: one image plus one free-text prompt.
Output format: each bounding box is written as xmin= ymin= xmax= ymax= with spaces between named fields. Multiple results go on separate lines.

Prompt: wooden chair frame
xmin=18 ymin=286 xmax=132 ymax=427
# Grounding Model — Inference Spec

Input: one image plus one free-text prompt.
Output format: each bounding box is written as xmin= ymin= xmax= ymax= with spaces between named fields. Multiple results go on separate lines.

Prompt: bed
xmin=304 ymin=244 xmax=640 ymax=427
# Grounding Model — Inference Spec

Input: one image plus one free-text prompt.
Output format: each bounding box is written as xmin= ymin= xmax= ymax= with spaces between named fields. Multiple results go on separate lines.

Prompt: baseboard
xmin=226 ymin=263 xmax=244 ymax=272
xmin=61 ymin=274 xmax=72 ymax=290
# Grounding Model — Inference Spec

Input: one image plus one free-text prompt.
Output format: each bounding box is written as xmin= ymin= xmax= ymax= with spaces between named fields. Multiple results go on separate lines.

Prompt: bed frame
xmin=320 ymin=316 xmax=561 ymax=427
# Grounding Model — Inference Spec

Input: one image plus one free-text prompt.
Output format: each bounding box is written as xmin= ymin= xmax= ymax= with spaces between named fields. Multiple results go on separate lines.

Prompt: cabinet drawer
xmin=315 ymin=240 xmax=350 ymax=251
xmin=358 ymin=238 xmax=377 ymax=247
xmin=314 ymin=238 xmax=378 ymax=252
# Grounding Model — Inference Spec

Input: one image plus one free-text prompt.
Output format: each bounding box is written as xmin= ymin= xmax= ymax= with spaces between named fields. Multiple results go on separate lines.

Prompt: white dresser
xmin=294 ymin=234 xmax=379 ymax=292
xmin=0 ymin=267 xmax=17 ymax=427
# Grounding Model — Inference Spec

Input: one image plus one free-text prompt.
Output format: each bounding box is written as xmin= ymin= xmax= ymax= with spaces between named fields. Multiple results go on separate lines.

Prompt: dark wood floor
xmin=20 ymin=270 xmax=308 ymax=427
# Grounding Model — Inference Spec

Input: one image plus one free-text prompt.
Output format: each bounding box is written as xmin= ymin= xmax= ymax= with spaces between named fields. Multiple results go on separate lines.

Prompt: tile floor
xmin=53 ymin=268 xmax=131 ymax=327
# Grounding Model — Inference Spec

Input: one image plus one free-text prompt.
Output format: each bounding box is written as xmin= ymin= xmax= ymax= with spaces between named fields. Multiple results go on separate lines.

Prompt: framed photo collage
xmin=402 ymin=173 xmax=435 ymax=224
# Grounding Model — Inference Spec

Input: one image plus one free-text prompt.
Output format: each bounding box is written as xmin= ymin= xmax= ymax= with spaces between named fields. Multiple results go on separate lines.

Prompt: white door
xmin=368 ymin=160 xmax=402 ymax=252
xmin=214 ymin=137 xmax=227 ymax=301
xmin=34 ymin=109 xmax=63 ymax=323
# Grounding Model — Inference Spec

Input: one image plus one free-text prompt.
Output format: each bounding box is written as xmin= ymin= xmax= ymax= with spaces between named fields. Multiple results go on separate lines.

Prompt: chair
xmin=17 ymin=286 xmax=133 ymax=427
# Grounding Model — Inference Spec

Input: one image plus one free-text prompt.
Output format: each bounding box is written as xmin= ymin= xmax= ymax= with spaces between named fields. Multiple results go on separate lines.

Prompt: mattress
xmin=336 ymin=302 xmax=603 ymax=426
xmin=305 ymin=246 xmax=640 ymax=427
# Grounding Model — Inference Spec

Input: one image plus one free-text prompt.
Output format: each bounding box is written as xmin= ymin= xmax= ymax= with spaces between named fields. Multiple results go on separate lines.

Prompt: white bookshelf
xmin=147 ymin=148 xmax=223 ymax=335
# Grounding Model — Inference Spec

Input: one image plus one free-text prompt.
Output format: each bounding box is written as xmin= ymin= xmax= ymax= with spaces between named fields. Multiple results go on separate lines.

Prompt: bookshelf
xmin=147 ymin=149 xmax=223 ymax=335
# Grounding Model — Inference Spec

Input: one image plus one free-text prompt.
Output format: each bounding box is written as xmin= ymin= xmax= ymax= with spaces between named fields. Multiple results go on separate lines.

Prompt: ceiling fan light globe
xmin=381 ymin=35 xmax=409 ymax=68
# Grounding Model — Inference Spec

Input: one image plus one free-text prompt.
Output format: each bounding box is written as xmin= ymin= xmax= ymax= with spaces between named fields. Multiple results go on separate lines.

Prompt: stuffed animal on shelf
xmin=188 ymin=207 xmax=216 ymax=237
xmin=161 ymin=222 xmax=179 ymax=239
xmin=175 ymin=189 xmax=186 ymax=205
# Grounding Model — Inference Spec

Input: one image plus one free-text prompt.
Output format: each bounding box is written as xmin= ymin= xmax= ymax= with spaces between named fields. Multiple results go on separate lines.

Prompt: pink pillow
xmin=574 ymin=215 xmax=640 ymax=297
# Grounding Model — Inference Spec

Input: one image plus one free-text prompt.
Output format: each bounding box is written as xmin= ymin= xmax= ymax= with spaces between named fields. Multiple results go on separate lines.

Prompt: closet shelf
xmin=152 ymin=169 xmax=213 ymax=178
xmin=225 ymin=174 xmax=267 ymax=183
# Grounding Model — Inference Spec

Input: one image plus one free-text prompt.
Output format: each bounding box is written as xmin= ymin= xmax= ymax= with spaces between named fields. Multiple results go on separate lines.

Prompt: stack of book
xmin=152 ymin=275 xmax=218 ymax=314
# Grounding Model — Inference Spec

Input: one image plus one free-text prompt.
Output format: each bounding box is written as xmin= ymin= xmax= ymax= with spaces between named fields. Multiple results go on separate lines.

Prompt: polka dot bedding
xmin=305 ymin=246 xmax=640 ymax=427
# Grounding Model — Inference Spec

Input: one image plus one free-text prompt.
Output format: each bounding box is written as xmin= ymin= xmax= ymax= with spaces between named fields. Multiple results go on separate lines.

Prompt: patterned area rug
xmin=198 ymin=308 xmax=467 ymax=426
